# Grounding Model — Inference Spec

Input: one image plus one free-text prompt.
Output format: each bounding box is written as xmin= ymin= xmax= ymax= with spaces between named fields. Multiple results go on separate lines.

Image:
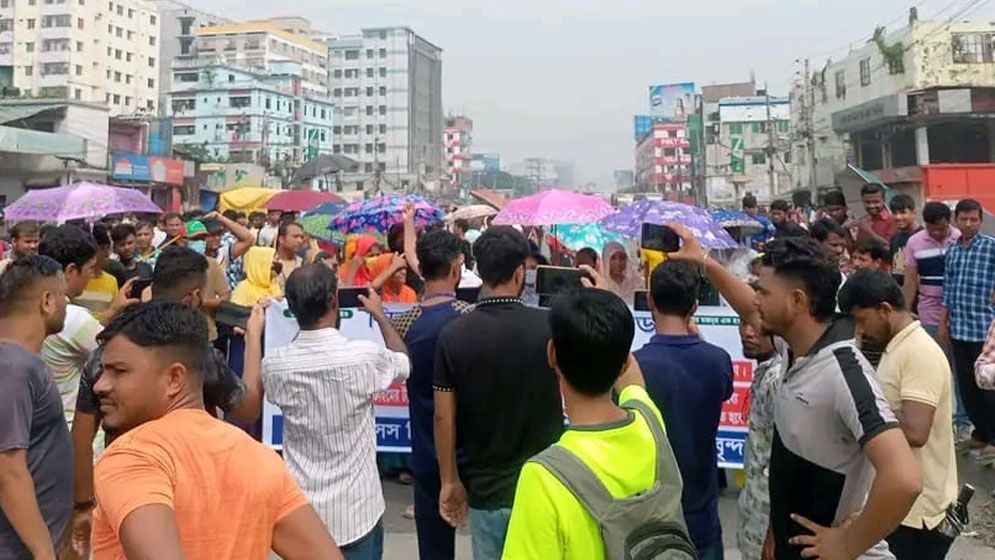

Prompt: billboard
xmin=634 ymin=115 xmax=656 ymax=141
xmin=649 ymin=82 xmax=696 ymax=121
xmin=470 ymin=153 xmax=501 ymax=172
xmin=111 ymin=153 xmax=184 ymax=185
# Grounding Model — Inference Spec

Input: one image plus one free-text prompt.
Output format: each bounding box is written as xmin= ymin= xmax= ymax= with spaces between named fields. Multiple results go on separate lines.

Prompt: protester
xmin=434 ymin=227 xmax=564 ymax=559
xmin=572 ymin=247 xmax=599 ymax=270
xmin=87 ymin=301 xmax=342 ymax=559
xmin=273 ymin=222 xmax=306 ymax=289
xmin=390 ymin=230 xmax=470 ymax=560
xmin=109 ymin=223 xmax=152 ymax=284
xmin=370 ymin=253 xmax=418 ymax=304
xmin=257 ymin=208 xmax=282 ymax=247
xmin=852 ymin=239 xmax=892 ymax=272
xmin=853 ymin=183 xmax=897 ymax=244
xmin=503 ymin=288 xmax=695 ymax=559
xmin=600 ymin=241 xmax=641 ymax=305
xmin=742 ymin=193 xmax=775 ymax=251
xmin=736 ymin=296 xmax=784 ymax=560
xmin=0 ymin=256 xmax=74 ymax=560
xmin=231 ymin=246 xmax=283 ymax=306
xmin=161 ymin=212 xmax=185 ymax=246
xmin=809 ymin=218 xmax=851 ymax=277
xmin=134 ymin=221 xmax=157 ymax=265
xmin=257 ymin=265 xmax=409 ymax=560
xmin=0 ymin=220 xmax=41 ymax=275
xmin=667 ymin=228 xmax=921 ymax=560
xmin=78 ymin=224 xmax=120 ymax=314
xmin=634 ymin=260 xmax=733 ymax=559
xmin=940 ymin=198 xmax=995 ymax=464
xmin=248 ymin=211 xmax=266 ymax=232
xmin=821 ymin=189 xmax=851 ymax=226
xmin=340 ymin=234 xmax=383 ymax=287
xmin=839 ymin=269 xmax=958 ymax=560
xmin=769 ymin=199 xmax=807 ymax=238
xmin=198 ymin=227 xmax=233 ymax=344
xmin=209 ymin=210 xmax=256 ymax=289
xmin=888 ymin=194 xmax=921 ymax=287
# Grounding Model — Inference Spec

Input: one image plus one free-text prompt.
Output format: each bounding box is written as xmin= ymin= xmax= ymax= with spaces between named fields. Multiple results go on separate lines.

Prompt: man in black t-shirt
xmin=887 ymin=194 xmax=922 ymax=288
xmin=433 ymin=227 xmax=564 ymax=560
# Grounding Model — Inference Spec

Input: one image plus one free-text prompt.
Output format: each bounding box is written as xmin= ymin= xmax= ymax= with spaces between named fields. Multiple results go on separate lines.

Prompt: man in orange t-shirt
xmin=89 ymin=301 xmax=342 ymax=560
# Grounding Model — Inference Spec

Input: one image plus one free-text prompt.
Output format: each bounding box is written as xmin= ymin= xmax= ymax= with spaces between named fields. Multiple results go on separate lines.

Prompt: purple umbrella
xmin=600 ymin=200 xmax=738 ymax=249
xmin=330 ymin=194 xmax=444 ymax=234
xmin=3 ymin=182 xmax=163 ymax=222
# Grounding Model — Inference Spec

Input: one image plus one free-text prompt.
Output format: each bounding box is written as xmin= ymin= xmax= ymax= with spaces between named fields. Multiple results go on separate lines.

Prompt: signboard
xmin=649 ymin=82 xmax=695 ymax=121
xmin=831 ymin=94 xmax=907 ymax=133
xmin=730 ymin=136 xmax=745 ymax=174
xmin=112 ymin=153 xmax=185 ymax=185
xmin=306 ymin=129 xmax=319 ymax=160
xmin=262 ymin=302 xmax=752 ymax=469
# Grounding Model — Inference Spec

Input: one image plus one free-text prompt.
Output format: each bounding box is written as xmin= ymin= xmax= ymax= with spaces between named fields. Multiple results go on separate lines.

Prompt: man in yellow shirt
xmin=840 ymin=269 xmax=958 ymax=560
xmin=502 ymin=288 xmax=693 ymax=560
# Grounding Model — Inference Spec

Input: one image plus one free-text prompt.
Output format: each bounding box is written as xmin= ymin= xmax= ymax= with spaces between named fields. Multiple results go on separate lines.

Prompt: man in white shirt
xmin=257 ymin=209 xmax=282 ymax=248
xmin=254 ymin=264 xmax=409 ymax=560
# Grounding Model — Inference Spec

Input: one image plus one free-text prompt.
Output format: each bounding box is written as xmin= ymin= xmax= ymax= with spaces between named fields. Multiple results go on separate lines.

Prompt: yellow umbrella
xmin=219 ymin=187 xmax=282 ymax=212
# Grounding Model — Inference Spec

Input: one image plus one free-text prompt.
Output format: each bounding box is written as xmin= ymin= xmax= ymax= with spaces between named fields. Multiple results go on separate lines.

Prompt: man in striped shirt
xmin=260 ymin=264 xmax=410 ymax=560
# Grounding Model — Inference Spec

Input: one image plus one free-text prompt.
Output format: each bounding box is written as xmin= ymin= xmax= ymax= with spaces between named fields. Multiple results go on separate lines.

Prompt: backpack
xmin=531 ymin=399 xmax=698 ymax=560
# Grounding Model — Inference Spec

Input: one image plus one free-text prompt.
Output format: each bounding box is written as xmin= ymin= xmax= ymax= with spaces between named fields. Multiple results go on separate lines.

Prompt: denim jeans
xmin=469 ymin=507 xmax=512 ymax=560
xmin=923 ymin=324 xmax=971 ymax=428
xmin=340 ymin=518 xmax=384 ymax=560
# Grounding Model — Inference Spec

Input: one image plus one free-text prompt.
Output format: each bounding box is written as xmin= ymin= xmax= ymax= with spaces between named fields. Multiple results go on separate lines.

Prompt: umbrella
xmin=262 ymin=190 xmax=346 ymax=212
xmin=330 ymin=194 xmax=444 ymax=234
xmin=292 ymin=154 xmax=360 ymax=182
xmin=709 ymin=209 xmax=765 ymax=234
xmin=549 ymin=223 xmax=625 ymax=253
xmin=469 ymin=188 xmax=507 ymax=210
xmin=445 ymin=204 xmax=497 ymax=222
xmin=492 ymin=189 xmax=614 ymax=226
xmin=219 ymin=187 xmax=281 ymax=212
xmin=299 ymin=200 xmax=349 ymax=242
xmin=4 ymin=182 xmax=162 ymax=222
xmin=601 ymin=200 xmax=738 ymax=249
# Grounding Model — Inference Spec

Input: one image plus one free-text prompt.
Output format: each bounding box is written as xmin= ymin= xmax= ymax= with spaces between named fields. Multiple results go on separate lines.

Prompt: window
xmin=952 ymin=32 xmax=995 ymax=63
xmin=0 ymin=19 xmax=9 ymax=32
xmin=148 ymin=57 xmax=155 ymax=67
xmin=751 ymin=153 xmax=766 ymax=165
xmin=378 ymin=67 xmax=387 ymax=78
xmin=26 ymin=42 xmax=35 ymax=53
xmin=333 ymin=69 xmax=342 ymax=78
xmin=227 ymin=74 xmax=234 ymax=83
xmin=835 ymin=70 xmax=846 ymax=100
xmin=124 ymin=96 xmax=131 ymax=106
xmin=127 ymin=7 xmax=132 ymax=18
xmin=366 ymin=67 xmax=374 ymax=78
xmin=24 ymin=65 xmax=32 ymax=76
xmin=106 ymin=69 xmax=110 ymax=78
xmin=379 ymin=48 xmax=387 ymax=58
xmin=26 ymin=18 xmax=35 ymax=29
xmin=378 ymin=105 xmax=386 ymax=115
xmin=76 ymin=41 xmax=83 ymax=51
xmin=366 ymin=124 xmax=374 ymax=135
xmin=147 ymin=100 xmax=154 ymax=110
xmin=365 ymin=86 xmax=373 ymax=97
xmin=365 ymin=143 xmax=373 ymax=154
xmin=366 ymin=48 xmax=374 ymax=59
xmin=859 ymin=57 xmax=871 ymax=86
xmin=777 ymin=120 xmax=789 ymax=133
xmin=364 ymin=162 xmax=373 ymax=173
xmin=229 ymin=96 xmax=250 ymax=108
xmin=379 ymin=31 xmax=386 ymax=39
xmin=147 ymin=78 xmax=154 ymax=88
xmin=126 ymin=52 xmax=132 ymax=62
xmin=74 ymin=88 xmax=81 ymax=100
xmin=264 ymin=97 xmax=271 ymax=109
xmin=379 ymin=124 xmax=386 ymax=134
xmin=378 ymin=162 xmax=386 ymax=171
xmin=366 ymin=105 xmax=373 ymax=116
xmin=107 ymin=24 xmax=112 ymax=33
xmin=0 ymin=0 xmax=9 ymax=7
xmin=41 ymin=62 xmax=69 ymax=75
xmin=127 ymin=30 xmax=134 ymax=40
xmin=115 ymin=4 xmax=121 ymax=14
xmin=171 ymin=99 xmax=195 ymax=112
xmin=42 ymin=15 xmax=72 ymax=27
xmin=320 ymin=108 xmax=326 ymax=119
xmin=727 ymin=122 xmax=742 ymax=134
xmin=377 ymin=143 xmax=385 ymax=154
xmin=114 ymin=71 xmax=121 ymax=82
xmin=125 ymin=74 xmax=131 ymax=84
xmin=150 ymin=14 xmax=156 ymax=25
xmin=116 ymin=27 xmax=123 ymax=37
xmin=344 ymin=49 xmax=359 ymax=60
xmin=333 ymin=145 xmax=342 ymax=154
xmin=379 ymin=86 xmax=386 ymax=96
xmin=77 ymin=17 xmax=83 ymax=29
xmin=333 ymin=126 xmax=342 ymax=134
xmin=333 ymin=88 xmax=342 ymax=97
xmin=75 ymin=64 xmax=81 ymax=75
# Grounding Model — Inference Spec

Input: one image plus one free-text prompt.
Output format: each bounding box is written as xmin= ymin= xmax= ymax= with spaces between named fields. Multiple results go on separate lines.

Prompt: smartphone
xmin=641 ymin=223 xmax=680 ymax=253
xmin=535 ymin=265 xmax=587 ymax=296
xmin=129 ymin=278 xmax=153 ymax=300
xmin=633 ymin=290 xmax=651 ymax=312
xmin=456 ymin=287 xmax=480 ymax=304
xmin=216 ymin=302 xmax=252 ymax=330
xmin=337 ymin=287 xmax=366 ymax=309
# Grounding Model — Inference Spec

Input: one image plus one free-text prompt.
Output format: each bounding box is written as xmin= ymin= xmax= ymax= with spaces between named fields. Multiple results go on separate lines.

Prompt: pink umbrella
xmin=492 ymin=189 xmax=614 ymax=226
xmin=3 ymin=182 xmax=162 ymax=222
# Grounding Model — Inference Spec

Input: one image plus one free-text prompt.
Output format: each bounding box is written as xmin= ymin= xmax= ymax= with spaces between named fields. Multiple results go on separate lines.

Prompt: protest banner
xmin=262 ymin=301 xmax=753 ymax=469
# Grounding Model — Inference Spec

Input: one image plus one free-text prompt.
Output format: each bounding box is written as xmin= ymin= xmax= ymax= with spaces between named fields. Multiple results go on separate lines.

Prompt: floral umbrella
xmin=4 ymin=182 xmax=162 ymax=222
xmin=549 ymin=223 xmax=626 ymax=253
xmin=299 ymin=200 xmax=349 ymax=242
xmin=330 ymin=194 xmax=444 ymax=234
xmin=600 ymin=200 xmax=738 ymax=249
xmin=492 ymin=189 xmax=614 ymax=226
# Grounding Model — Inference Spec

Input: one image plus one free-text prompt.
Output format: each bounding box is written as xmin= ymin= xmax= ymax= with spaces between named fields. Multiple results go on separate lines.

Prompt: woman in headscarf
xmin=337 ymin=234 xmax=382 ymax=287
xmin=368 ymin=253 xmax=417 ymax=304
xmin=601 ymin=241 xmax=643 ymax=305
xmin=231 ymin=246 xmax=283 ymax=306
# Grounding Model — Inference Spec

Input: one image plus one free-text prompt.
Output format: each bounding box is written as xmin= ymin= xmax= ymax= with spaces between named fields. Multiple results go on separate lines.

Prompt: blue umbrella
xmin=600 ymin=200 xmax=738 ymax=249
xmin=330 ymin=194 xmax=444 ymax=234
xmin=709 ymin=209 xmax=765 ymax=235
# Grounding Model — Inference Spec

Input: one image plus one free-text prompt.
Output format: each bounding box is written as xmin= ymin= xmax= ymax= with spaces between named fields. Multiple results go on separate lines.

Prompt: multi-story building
xmin=790 ymin=16 xmax=995 ymax=208
xmin=443 ymin=114 xmax=472 ymax=184
xmin=148 ymin=0 xmax=232 ymax=111
xmin=326 ymin=27 xmax=442 ymax=192
xmin=634 ymin=122 xmax=692 ymax=194
xmin=166 ymin=60 xmax=334 ymax=187
xmin=0 ymin=0 xmax=160 ymax=115
xmin=523 ymin=157 xmax=559 ymax=190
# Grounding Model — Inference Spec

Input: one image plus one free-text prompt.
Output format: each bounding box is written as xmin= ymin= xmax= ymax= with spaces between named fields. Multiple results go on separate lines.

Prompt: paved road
xmin=379 ymin=455 xmax=995 ymax=559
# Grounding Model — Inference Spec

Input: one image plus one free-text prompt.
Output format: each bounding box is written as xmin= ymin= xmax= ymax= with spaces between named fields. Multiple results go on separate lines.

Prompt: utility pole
xmin=805 ymin=58 xmax=818 ymax=204
xmin=764 ymin=81 xmax=777 ymax=199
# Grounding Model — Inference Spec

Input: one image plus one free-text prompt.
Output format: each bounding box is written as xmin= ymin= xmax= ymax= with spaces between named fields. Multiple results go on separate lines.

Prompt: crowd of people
xmin=0 ymin=186 xmax=993 ymax=560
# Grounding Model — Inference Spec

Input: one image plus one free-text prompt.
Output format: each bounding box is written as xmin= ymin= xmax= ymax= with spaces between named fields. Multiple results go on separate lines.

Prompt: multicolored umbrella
xmin=492 ymin=189 xmax=614 ymax=226
xmin=549 ymin=223 xmax=625 ymax=253
xmin=299 ymin=200 xmax=349 ymax=242
xmin=709 ymin=209 xmax=765 ymax=234
xmin=4 ymin=182 xmax=162 ymax=222
xmin=600 ymin=200 xmax=738 ymax=249
xmin=330 ymin=194 xmax=444 ymax=233
xmin=262 ymin=190 xmax=346 ymax=212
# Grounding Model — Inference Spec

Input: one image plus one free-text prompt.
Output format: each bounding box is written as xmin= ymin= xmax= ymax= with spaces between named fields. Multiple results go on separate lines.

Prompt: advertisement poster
xmin=111 ymin=153 xmax=185 ymax=185
xmin=263 ymin=302 xmax=752 ymax=469
xmin=649 ymin=82 xmax=696 ymax=121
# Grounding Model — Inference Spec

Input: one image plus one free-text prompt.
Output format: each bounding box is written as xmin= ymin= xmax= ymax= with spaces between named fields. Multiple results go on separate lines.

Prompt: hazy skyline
xmin=196 ymin=0 xmax=995 ymax=185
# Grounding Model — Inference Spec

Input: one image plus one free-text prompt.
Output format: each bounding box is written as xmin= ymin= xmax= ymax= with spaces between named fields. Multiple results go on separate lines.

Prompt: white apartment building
xmin=326 ymin=27 xmax=442 ymax=192
xmin=0 ymin=0 xmax=160 ymax=115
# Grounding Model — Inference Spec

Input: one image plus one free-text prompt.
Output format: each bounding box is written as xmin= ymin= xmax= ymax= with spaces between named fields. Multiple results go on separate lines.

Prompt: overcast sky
xmin=197 ymin=0 xmax=995 ymax=185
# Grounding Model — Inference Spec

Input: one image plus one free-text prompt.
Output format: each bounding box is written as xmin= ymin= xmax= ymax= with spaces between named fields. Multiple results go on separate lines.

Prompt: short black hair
xmin=889 ymin=193 xmax=915 ymax=214
xmin=809 ymin=217 xmax=847 ymax=243
xmin=37 ymin=225 xmax=98 ymax=272
xmin=473 ymin=227 xmax=529 ymax=286
xmin=649 ymin=260 xmax=700 ymax=317
xmin=91 ymin=223 xmax=111 ymax=248
xmin=838 ymin=268 xmax=905 ymax=313
xmin=453 ymin=218 xmax=471 ymax=232
xmin=285 ymin=264 xmax=338 ymax=329
xmin=854 ymin=239 xmax=890 ymax=262
xmin=922 ymin=201 xmax=952 ymax=225
xmin=860 ymin=183 xmax=884 ymax=197
xmin=387 ymin=223 xmax=404 ymax=254
xmin=761 ymin=237 xmax=840 ymax=321
xmin=416 ymin=229 xmax=462 ymax=281
xmin=823 ymin=190 xmax=846 ymax=207
xmin=549 ymin=289 xmax=634 ymax=397
xmin=770 ymin=199 xmax=790 ymax=212
xmin=97 ymin=300 xmax=210 ymax=379
xmin=152 ymin=247 xmax=208 ymax=299
xmin=0 ymin=255 xmax=63 ymax=315
xmin=955 ymin=198 xmax=983 ymax=218
xmin=742 ymin=193 xmax=758 ymax=209
xmin=162 ymin=212 xmax=182 ymax=223
xmin=249 ymin=211 xmax=265 ymax=221
xmin=278 ymin=221 xmax=303 ymax=237
xmin=111 ymin=223 xmax=136 ymax=244
xmin=222 ymin=209 xmax=240 ymax=221
xmin=10 ymin=221 xmax=40 ymax=239
xmin=576 ymin=247 xmax=599 ymax=266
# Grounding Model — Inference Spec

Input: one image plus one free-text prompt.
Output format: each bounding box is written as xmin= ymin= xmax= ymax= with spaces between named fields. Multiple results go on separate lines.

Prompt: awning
xmin=0 ymin=125 xmax=86 ymax=156
xmin=845 ymin=164 xmax=888 ymax=188
xmin=0 ymin=103 xmax=66 ymax=125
